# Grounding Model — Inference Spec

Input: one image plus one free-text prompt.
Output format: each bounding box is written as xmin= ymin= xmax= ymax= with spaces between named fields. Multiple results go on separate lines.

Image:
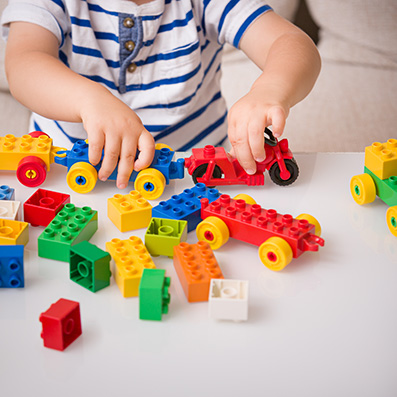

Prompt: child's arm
xmin=227 ymin=11 xmax=321 ymax=174
xmin=5 ymin=22 xmax=154 ymax=189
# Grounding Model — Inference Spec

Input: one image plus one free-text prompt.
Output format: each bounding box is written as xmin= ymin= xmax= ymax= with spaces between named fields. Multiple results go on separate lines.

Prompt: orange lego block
xmin=173 ymin=241 xmax=224 ymax=302
xmin=0 ymin=219 xmax=29 ymax=246
xmin=105 ymin=236 xmax=156 ymax=297
xmin=364 ymin=139 xmax=397 ymax=180
xmin=107 ymin=191 xmax=152 ymax=232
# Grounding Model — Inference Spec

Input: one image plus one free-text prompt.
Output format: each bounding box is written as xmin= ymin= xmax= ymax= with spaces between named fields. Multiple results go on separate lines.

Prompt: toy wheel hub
xmin=354 ymin=185 xmax=360 ymax=196
xmin=267 ymin=252 xmax=277 ymax=262
xmin=75 ymin=176 xmax=87 ymax=185
xmin=143 ymin=182 xmax=154 ymax=192
xmin=204 ymin=230 xmax=214 ymax=241
xmin=391 ymin=217 xmax=397 ymax=228
xmin=25 ymin=169 xmax=37 ymax=179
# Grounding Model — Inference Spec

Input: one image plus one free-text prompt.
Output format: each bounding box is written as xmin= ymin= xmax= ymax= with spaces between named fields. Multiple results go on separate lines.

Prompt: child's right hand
xmin=80 ymin=91 xmax=155 ymax=190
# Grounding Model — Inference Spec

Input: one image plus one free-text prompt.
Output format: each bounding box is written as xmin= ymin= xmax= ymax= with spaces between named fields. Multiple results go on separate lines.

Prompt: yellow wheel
xmin=66 ymin=162 xmax=98 ymax=194
xmin=233 ymin=194 xmax=257 ymax=205
xmin=350 ymin=174 xmax=376 ymax=205
xmin=155 ymin=143 xmax=173 ymax=151
xmin=296 ymin=213 xmax=322 ymax=236
xmin=386 ymin=206 xmax=397 ymax=237
xmin=196 ymin=216 xmax=229 ymax=250
xmin=259 ymin=237 xmax=293 ymax=271
xmin=134 ymin=168 xmax=166 ymax=200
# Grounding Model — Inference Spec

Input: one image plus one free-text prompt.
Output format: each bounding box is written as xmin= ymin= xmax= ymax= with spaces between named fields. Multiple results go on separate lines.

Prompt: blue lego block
xmin=152 ymin=183 xmax=221 ymax=232
xmin=0 ymin=185 xmax=15 ymax=201
xmin=55 ymin=141 xmax=184 ymax=184
xmin=0 ymin=245 xmax=24 ymax=288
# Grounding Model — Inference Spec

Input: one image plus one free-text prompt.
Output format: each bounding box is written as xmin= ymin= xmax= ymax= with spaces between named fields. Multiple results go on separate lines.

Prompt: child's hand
xmin=227 ymin=86 xmax=289 ymax=175
xmin=80 ymin=92 xmax=155 ymax=189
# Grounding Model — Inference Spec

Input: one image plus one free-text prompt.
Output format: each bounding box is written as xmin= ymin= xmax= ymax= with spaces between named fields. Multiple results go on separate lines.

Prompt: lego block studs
xmin=209 ymin=279 xmax=249 ymax=322
xmin=0 ymin=245 xmax=24 ymax=288
xmin=364 ymin=139 xmax=397 ymax=180
xmin=107 ymin=190 xmax=152 ymax=232
xmin=39 ymin=298 xmax=82 ymax=351
xmin=173 ymin=241 xmax=224 ymax=302
xmin=0 ymin=185 xmax=15 ymax=200
xmin=70 ymin=241 xmax=111 ymax=292
xmin=139 ymin=268 xmax=171 ymax=321
xmin=0 ymin=219 xmax=29 ymax=246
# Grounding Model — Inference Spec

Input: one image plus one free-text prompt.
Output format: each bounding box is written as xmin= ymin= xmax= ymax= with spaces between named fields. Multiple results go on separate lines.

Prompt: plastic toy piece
xmin=152 ymin=183 xmax=221 ymax=232
xmin=107 ymin=190 xmax=152 ymax=232
xmin=208 ymin=279 xmax=249 ymax=322
xmin=106 ymin=236 xmax=156 ymax=297
xmin=54 ymin=140 xmax=185 ymax=198
xmin=351 ymin=138 xmax=397 ymax=237
xmin=139 ymin=268 xmax=171 ymax=321
xmin=145 ymin=218 xmax=188 ymax=258
xmin=0 ymin=200 xmax=21 ymax=220
xmin=38 ymin=204 xmax=98 ymax=262
xmin=0 ymin=245 xmax=24 ymax=288
xmin=173 ymin=241 xmax=224 ymax=302
xmin=0 ymin=185 xmax=15 ymax=200
xmin=184 ymin=128 xmax=299 ymax=187
xmin=197 ymin=195 xmax=324 ymax=271
xmin=23 ymin=188 xmax=70 ymax=227
xmin=39 ymin=298 xmax=82 ymax=351
xmin=0 ymin=132 xmax=66 ymax=187
xmin=0 ymin=219 xmax=29 ymax=246
xmin=70 ymin=241 xmax=111 ymax=292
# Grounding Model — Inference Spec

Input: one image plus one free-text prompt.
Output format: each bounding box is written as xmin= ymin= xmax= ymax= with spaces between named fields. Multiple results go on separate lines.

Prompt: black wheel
xmin=192 ymin=164 xmax=222 ymax=187
xmin=269 ymin=158 xmax=299 ymax=186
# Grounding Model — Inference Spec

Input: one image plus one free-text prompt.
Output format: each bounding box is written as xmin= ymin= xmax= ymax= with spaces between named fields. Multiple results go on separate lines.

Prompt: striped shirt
xmin=1 ymin=0 xmax=272 ymax=150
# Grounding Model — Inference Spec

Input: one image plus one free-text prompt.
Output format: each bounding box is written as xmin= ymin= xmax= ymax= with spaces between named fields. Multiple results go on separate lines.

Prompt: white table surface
xmin=1 ymin=152 xmax=396 ymax=397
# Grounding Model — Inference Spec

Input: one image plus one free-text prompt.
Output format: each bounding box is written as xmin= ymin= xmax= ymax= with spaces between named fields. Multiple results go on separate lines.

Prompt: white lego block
xmin=209 ymin=279 xmax=249 ymax=322
xmin=0 ymin=200 xmax=21 ymax=220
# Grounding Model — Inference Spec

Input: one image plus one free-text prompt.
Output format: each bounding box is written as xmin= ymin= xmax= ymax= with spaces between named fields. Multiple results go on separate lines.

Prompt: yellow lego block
xmin=0 ymin=219 xmax=29 ymax=246
xmin=0 ymin=134 xmax=56 ymax=171
xmin=106 ymin=236 xmax=156 ymax=297
xmin=364 ymin=139 xmax=397 ymax=180
xmin=107 ymin=190 xmax=152 ymax=232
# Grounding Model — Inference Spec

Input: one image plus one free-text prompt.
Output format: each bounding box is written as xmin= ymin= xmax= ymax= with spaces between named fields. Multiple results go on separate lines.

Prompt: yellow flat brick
xmin=0 ymin=219 xmax=29 ymax=246
xmin=364 ymin=139 xmax=397 ymax=180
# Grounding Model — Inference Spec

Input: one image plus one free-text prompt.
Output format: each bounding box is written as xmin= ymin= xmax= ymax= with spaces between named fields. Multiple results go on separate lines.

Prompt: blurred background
xmin=1 ymin=0 xmax=396 ymax=151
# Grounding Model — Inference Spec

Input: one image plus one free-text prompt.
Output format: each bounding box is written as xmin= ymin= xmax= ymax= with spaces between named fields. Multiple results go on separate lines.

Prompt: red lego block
xmin=173 ymin=241 xmax=224 ymax=302
xmin=24 ymin=189 xmax=70 ymax=227
xmin=39 ymin=298 xmax=82 ymax=351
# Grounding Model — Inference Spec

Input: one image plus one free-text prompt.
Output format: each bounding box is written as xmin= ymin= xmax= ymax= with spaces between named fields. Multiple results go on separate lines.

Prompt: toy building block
xmin=152 ymin=183 xmax=221 ymax=232
xmin=0 ymin=185 xmax=15 ymax=200
xmin=364 ymin=139 xmax=397 ymax=180
xmin=39 ymin=298 xmax=82 ymax=351
xmin=208 ymin=279 xmax=249 ymax=322
xmin=108 ymin=190 xmax=152 ymax=232
xmin=173 ymin=241 xmax=224 ymax=302
xmin=70 ymin=241 xmax=111 ymax=292
xmin=139 ymin=268 xmax=170 ymax=321
xmin=38 ymin=204 xmax=98 ymax=262
xmin=0 ymin=245 xmax=24 ymax=288
xmin=0 ymin=200 xmax=21 ymax=220
xmin=0 ymin=219 xmax=29 ymax=246
xmin=106 ymin=236 xmax=156 ymax=297
xmin=24 ymin=188 xmax=70 ymax=227
xmin=145 ymin=218 xmax=187 ymax=257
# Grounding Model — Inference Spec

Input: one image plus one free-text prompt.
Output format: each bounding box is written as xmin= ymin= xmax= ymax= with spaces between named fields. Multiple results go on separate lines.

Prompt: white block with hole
xmin=0 ymin=200 xmax=21 ymax=220
xmin=209 ymin=279 xmax=249 ymax=322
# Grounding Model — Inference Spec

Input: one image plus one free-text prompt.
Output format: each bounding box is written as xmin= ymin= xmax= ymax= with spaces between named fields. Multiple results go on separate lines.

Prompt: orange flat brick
xmin=173 ymin=241 xmax=223 ymax=302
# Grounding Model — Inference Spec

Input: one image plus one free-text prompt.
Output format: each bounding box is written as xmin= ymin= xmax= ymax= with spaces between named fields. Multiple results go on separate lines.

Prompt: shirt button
xmin=123 ymin=17 xmax=134 ymax=28
xmin=127 ymin=63 xmax=137 ymax=73
xmin=125 ymin=40 xmax=135 ymax=52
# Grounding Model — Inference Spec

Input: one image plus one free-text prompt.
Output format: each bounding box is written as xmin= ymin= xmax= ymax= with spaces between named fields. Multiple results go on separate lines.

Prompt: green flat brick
xmin=38 ymin=204 xmax=98 ymax=262
xmin=139 ymin=268 xmax=171 ymax=321
xmin=70 ymin=241 xmax=111 ymax=292
xmin=144 ymin=218 xmax=187 ymax=258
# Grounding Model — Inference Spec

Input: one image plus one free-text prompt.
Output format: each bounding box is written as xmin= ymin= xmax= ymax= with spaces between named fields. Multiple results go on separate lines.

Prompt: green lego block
xmin=38 ymin=204 xmax=98 ymax=262
xmin=70 ymin=241 xmax=111 ymax=292
xmin=139 ymin=268 xmax=171 ymax=321
xmin=365 ymin=167 xmax=397 ymax=207
xmin=145 ymin=218 xmax=187 ymax=258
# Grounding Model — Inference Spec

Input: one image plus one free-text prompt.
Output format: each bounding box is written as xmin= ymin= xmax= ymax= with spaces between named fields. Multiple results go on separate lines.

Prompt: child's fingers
xmin=88 ymin=133 xmax=105 ymax=166
xmin=247 ymin=120 xmax=266 ymax=162
xmin=133 ymin=131 xmax=155 ymax=172
xmin=230 ymin=127 xmax=257 ymax=175
xmin=98 ymin=136 xmax=121 ymax=181
xmin=116 ymin=137 xmax=137 ymax=189
xmin=268 ymin=106 xmax=286 ymax=137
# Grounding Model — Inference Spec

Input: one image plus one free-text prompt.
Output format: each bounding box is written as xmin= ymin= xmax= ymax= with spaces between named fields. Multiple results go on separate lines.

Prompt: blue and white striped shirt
xmin=2 ymin=0 xmax=272 ymax=150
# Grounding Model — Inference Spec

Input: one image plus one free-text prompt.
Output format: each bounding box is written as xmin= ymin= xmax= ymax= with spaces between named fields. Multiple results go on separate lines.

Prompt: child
xmin=1 ymin=0 xmax=320 ymax=189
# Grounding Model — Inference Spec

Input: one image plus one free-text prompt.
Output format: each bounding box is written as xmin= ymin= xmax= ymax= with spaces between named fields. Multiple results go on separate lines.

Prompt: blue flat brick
xmin=0 ymin=245 xmax=24 ymax=288
xmin=0 ymin=185 xmax=15 ymax=201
